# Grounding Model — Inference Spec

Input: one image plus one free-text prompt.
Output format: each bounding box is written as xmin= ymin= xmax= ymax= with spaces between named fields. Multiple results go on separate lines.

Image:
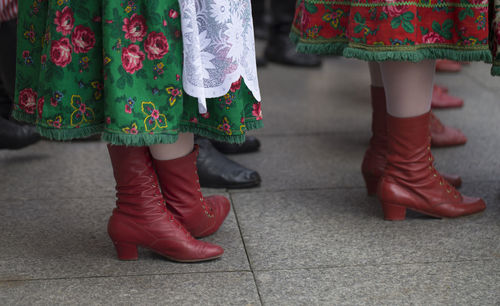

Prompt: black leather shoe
xmin=196 ymin=138 xmax=261 ymax=189
xmin=210 ymin=136 xmax=261 ymax=154
xmin=265 ymin=35 xmax=322 ymax=68
xmin=0 ymin=117 xmax=41 ymax=149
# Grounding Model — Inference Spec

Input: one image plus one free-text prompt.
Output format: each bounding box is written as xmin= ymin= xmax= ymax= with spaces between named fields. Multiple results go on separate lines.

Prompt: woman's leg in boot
xmin=376 ymin=60 xmax=485 ymax=220
xmin=363 ymin=62 xmax=462 ymax=193
xmin=149 ymin=133 xmax=194 ymax=161
xmin=150 ymin=133 xmax=231 ymax=238
xmin=361 ymin=62 xmax=388 ymax=195
xmin=380 ymin=60 xmax=434 ymax=118
xmin=107 ymin=144 xmax=224 ymax=262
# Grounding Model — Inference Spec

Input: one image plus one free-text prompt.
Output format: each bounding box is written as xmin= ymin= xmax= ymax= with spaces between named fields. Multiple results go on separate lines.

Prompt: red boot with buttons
xmin=107 ymin=145 xmax=224 ymax=262
xmin=362 ymin=87 xmax=462 ymax=195
xmin=153 ymin=145 xmax=231 ymax=238
xmin=377 ymin=112 xmax=485 ymax=220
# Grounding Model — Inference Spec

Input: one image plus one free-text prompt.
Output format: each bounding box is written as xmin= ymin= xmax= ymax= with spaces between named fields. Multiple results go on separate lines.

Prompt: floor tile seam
xmin=228 ymin=179 xmax=500 ymax=195
xmin=2 ymin=177 xmax=499 ymax=202
xmin=229 ymin=186 xmax=371 ymax=195
xmin=229 ymin=193 xmax=264 ymax=306
xmin=0 ymin=269 xmax=254 ymax=283
xmin=251 ymin=131 xmax=365 ymax=138
xmin=250 ymin=257 xmax=500 ymax=274
xmin=0 ymin=195 xmax=117 ymax=203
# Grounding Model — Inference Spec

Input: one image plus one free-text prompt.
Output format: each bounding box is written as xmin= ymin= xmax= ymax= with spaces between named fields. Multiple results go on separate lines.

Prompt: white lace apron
xmin=179 ymin=0 xmax=261 ymax=113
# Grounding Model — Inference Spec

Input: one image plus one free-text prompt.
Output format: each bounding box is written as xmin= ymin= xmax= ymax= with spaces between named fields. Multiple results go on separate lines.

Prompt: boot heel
xmin=113 ymin=242 xmax=138 ymax=260
xmin=362 ymin=173 xmax=380 ymax=196
xmin=381 ymin=202 xmax=406 ymax=221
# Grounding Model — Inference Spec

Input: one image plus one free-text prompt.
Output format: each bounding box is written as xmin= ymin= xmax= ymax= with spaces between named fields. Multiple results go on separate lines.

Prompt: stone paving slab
xmin=254 ymin=58 xmax=372 ymax=136
xmin=231 ymin=181 xmax=500 ymax=271
xmin=255 ymin=260 xmax=500 ymax=305
xmin=229 ymin=133 xmax=367 ymax=192
xmin=0 ymin=272 xmax=261 ymax=305
xmin=228 ymin=132 xmax=499 ymax=194
xmin=0 ymin=140 xmax=113 ymax=201
xmin=0 ymin=197 xmax=249 ymax=280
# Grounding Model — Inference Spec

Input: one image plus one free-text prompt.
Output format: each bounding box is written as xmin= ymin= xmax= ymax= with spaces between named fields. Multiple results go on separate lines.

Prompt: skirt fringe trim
xmin=12 ymin=110 xmax=264 ymax=146
xmin=290 ymin=32 xmax=493 ymax=63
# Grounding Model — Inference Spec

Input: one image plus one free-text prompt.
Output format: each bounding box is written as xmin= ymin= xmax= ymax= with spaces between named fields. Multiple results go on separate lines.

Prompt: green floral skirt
xmin=13 ymin=0 xmax=263 ymax=145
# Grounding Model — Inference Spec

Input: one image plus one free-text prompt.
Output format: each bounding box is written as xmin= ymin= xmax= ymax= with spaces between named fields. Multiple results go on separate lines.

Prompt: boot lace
xmin=426 ymin=142 xmax=460 ymax=199
xmin=146 ymin=152 xmax=193 ymax=238
xmin=193 ymin=160 xmax=215 ymax=218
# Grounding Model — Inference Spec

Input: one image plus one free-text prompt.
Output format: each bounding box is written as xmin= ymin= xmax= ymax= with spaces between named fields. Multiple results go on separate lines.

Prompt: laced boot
xmin=107 ymin=145 xmax=223 ymax=262
xmin=362 ymin=87 xmax=462 ymax=195
xmin=153 ymin=145 xmax=231 ymax=238
xmin=377 ymin=112 xmax=486 ymax=220
xmin=430 ymin=112 xmax=467 ymax=147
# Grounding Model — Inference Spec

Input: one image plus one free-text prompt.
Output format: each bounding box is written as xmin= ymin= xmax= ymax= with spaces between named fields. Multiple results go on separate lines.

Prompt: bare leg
xmin=149 ymin=132 xmax=194 ymax=160
xmin=379 ymin=60 xmax=435 ymax=118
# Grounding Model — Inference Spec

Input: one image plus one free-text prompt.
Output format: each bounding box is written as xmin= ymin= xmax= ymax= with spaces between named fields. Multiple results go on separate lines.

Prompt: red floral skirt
xmin=291 ymin=0 xmax=495 ymax=70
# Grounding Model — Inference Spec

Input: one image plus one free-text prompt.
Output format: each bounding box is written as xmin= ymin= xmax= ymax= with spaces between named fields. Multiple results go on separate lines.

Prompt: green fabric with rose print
xmin=13 ymin=0 xmax=263 ymax=145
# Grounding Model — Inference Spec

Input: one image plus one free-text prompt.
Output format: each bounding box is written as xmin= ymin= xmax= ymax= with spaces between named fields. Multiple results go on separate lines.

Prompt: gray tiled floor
xmin=1 ymin=58 xmax=500 ymax=305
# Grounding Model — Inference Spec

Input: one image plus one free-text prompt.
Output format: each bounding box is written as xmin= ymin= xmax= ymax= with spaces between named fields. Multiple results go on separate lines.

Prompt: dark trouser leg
xmin=0 ymin=20 xmax=17 ymax=118
xmin=265 ymin=0 xmax=322 ymax=67
xmin=0 ymin=19 xmax=41 ymax=149
xmin=251 ymin=0 xmax=269 ymax=40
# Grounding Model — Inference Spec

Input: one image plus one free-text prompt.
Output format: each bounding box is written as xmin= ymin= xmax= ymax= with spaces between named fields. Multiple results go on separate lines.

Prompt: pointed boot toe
xmin=435 ymin=196 xmax=486 ymax=218
xmin=198 ymin=195 xmax=231 ymax=237
xmin=431 ymin=125 xmax=467 ymax=147
xmin=153 ymin=145 xmax=232 ymax=238
xmin=197 ymin=241 xmax=224 ymax=260
xmin=378 ymin=112 xmax=486 ymax=220
xmin=107 ymin=145 xmax=225 ymax=262
xmin=431 ymin=86 xmax=464 ymax=109
xmin=430 ymin=112 xmax=467 ymax=147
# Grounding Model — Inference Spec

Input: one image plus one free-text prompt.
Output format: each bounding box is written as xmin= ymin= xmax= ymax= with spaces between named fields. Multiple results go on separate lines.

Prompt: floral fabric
xmin=291 ymin=0 xmax=492 ymax=64
xmin=13 ymin=0 xmax=263 ymax=146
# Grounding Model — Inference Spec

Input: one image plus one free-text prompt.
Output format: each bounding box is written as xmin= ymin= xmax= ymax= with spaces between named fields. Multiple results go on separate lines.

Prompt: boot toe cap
xmin=431 ymin=127 xmax=467 ymax=147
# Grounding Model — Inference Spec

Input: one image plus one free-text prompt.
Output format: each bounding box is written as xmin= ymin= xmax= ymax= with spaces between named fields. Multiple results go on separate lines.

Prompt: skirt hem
xmin=290 ymin=32 xmax=493 ymax=63
xmin=12 ymin=110 xmax=264 ymax=146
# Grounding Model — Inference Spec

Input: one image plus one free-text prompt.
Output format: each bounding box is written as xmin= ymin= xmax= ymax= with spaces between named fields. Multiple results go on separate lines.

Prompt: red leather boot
xmin=430 ymin=112 xmax=467 ymax=147
xmin=435 ymin=60 xmax=462 ymax=72
xmin=362 ymin=86 xmax=388 ymax=195
xmin=107 ymin=145 xmax=224 ymax=262
xmin=431 ymin=85 xmax=464 ymax=109
xmin=362 ymin=87 xmax=462 ymax=195
xmin=377 ymin=112 xmax=485 ymax=220
xmin=153 ymin=146 xmax=231 ymax=238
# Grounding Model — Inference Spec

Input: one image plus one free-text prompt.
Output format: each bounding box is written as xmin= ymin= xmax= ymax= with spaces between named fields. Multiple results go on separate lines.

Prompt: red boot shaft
xmin=153 ymin=146 xmax=230 ymax=238
xmin=377 ymin=113 xmax=485 ymax=220
xmin=362 ymin=87 xmax=461 ymax=195
xmin=107 ymin=145 xmax=223 ymax=262
xmin=362 ymin=86 xmax=389 ymax=195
